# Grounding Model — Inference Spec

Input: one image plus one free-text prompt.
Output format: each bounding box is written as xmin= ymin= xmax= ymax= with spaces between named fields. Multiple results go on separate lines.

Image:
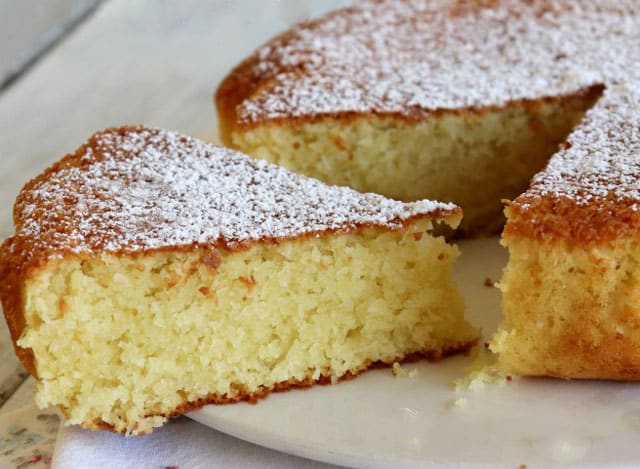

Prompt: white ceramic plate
xmin=189 ymin=237 xmax=640 ymax=468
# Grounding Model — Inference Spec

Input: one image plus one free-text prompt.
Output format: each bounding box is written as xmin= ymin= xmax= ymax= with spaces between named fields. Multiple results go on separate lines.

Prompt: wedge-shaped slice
xmin=0 ymin=126 xmax=476 ymax=435
xmin=491 ymin=90 xmax=640 ymax=380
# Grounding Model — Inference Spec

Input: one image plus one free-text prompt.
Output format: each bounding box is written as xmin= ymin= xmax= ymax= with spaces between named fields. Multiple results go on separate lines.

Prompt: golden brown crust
xmin=0 ymin=209 xmax=459 ymax=375
xmin=0 ymin=238 xmax=33 ymax=376
xmin=214 ymin=4 xmax=360 ymax=145
xmin=221 ymin=48 xmax=640 ymax=249
xmin=503 ymin=194 xmax=640 ymax=245
xmin=1 ymin=212 xmax=458 ymax=381
xmin=212 ymin=0 xmax=620 ymax=131
xmin=218 ymin=50 xmax=618 ymax=248
xmin=73 ymin=341 xmax=477 ymax=434
xmin=217 ymin=49 xmax=614 ymax=248
xmin=216 ymin=53 xmax=263 ymax=146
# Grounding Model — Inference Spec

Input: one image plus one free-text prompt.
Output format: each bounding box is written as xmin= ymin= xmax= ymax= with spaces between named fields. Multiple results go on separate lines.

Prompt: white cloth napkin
xmin=51 ymin=416 xmax=341 ymax=469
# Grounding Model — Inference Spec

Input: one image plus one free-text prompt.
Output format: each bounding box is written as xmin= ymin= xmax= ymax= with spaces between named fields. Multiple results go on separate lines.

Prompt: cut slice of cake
xmin=0 ymin=126 xmax=477 ymax=435
xmin=490 ymin=89 xmax=640 ymax=380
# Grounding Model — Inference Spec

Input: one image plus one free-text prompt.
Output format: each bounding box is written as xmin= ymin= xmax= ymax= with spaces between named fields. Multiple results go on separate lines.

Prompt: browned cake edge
xmin=215 ymin=44 xmax=611 ymax=245
xmin=503 ymin=193 xmax=640 ymax=245
xmin=73 ymin=342 xmax=476 ymax=434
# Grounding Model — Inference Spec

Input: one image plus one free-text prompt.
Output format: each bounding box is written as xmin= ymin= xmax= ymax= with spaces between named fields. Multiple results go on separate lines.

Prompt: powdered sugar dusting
xmin=525 ymin=85 xmax=640 ymax=207
xmin=238 ymin=1 xmax=639 ymax=123
xmin=234 ymin=0 xmax=640 ymax=209
xmin=14 ymin=127 xmax=455 ymax=256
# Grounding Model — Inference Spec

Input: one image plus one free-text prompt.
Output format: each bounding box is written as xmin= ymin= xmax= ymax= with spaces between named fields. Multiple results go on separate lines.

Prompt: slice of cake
xmin=0 ymin=126 xmax=477 ymax=435
xmin=490 ymin=89 xmax=640 ymax=380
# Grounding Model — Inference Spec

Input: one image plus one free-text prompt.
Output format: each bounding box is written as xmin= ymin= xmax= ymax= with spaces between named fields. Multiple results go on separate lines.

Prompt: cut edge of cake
xmin=490 ymin=86 xmax=640 ymax=379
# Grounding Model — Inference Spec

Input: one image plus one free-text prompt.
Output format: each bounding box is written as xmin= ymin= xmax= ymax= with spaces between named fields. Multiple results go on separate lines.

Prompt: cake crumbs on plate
xmin=391 ymin=362 xmax=419 ymax=378
xmin=484 ymin=277 xmax=494 ymax=287
xmin=453 ymin=344 xmax=516 ymax=392
xmin=552 ymin=441 xmax=588 ymax=463
xmin=450 ymin=397 xmax=468 ymax=409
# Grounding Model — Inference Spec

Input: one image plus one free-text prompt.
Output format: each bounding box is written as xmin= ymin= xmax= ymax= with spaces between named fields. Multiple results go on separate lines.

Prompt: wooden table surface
xmin=0 ymin=0 xmax=346 ymax=435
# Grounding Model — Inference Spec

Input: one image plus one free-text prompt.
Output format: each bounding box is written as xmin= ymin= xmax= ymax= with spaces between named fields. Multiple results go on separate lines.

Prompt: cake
xmin=0 ymin=126 xmax=477 ymax=435
xmin=216 ymin=0 xmax=640 ymax=379
xmin=491 ymin=89 xmax=640 ymax=379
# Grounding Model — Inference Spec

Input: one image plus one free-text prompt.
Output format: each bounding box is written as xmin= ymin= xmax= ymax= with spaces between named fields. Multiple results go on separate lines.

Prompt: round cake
xmin=217 ymin=0 xmax=640 ymax=379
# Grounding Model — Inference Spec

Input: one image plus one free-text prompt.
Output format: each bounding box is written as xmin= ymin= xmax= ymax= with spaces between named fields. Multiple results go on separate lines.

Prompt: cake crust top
xmin=3 ymin=126 xmax=457 ymax=270
xmin=505 ymin=85 xmax=640 ymax=243
xmin=224 ymin=0 xmax=638 ymax=125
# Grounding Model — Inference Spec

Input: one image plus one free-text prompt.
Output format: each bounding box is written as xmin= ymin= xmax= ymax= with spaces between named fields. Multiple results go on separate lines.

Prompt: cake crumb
xmin=484 ymin=277 xmax=494 ymax=287
xmin=552 ymin=441 xmax=588 ymax=463
xmin=451 ymin=397 xmax=468 ymax=409
xmin=453 ymin=345 xmax=515 ymax=392
xmin=333 ymin=136 xmax=347 ymax=151
xmin=392 ymin=362 xmax=419 ymax=378
xmin=519 ymin=464 xmax=527 ymax=469
xmin=392 ymin=362 xmax=408 ymax=377
xmin=166 ymin=276 xmax=180 ymax=289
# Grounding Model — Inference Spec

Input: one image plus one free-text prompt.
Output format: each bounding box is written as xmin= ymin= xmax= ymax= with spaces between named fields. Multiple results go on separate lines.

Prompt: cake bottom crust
xmin=79 ymin=340 xmax=476 ymax=435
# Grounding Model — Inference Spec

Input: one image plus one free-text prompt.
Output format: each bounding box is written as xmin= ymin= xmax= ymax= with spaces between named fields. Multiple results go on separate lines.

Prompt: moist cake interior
xmin=20 ymin=219 xmax=474 ymax=434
